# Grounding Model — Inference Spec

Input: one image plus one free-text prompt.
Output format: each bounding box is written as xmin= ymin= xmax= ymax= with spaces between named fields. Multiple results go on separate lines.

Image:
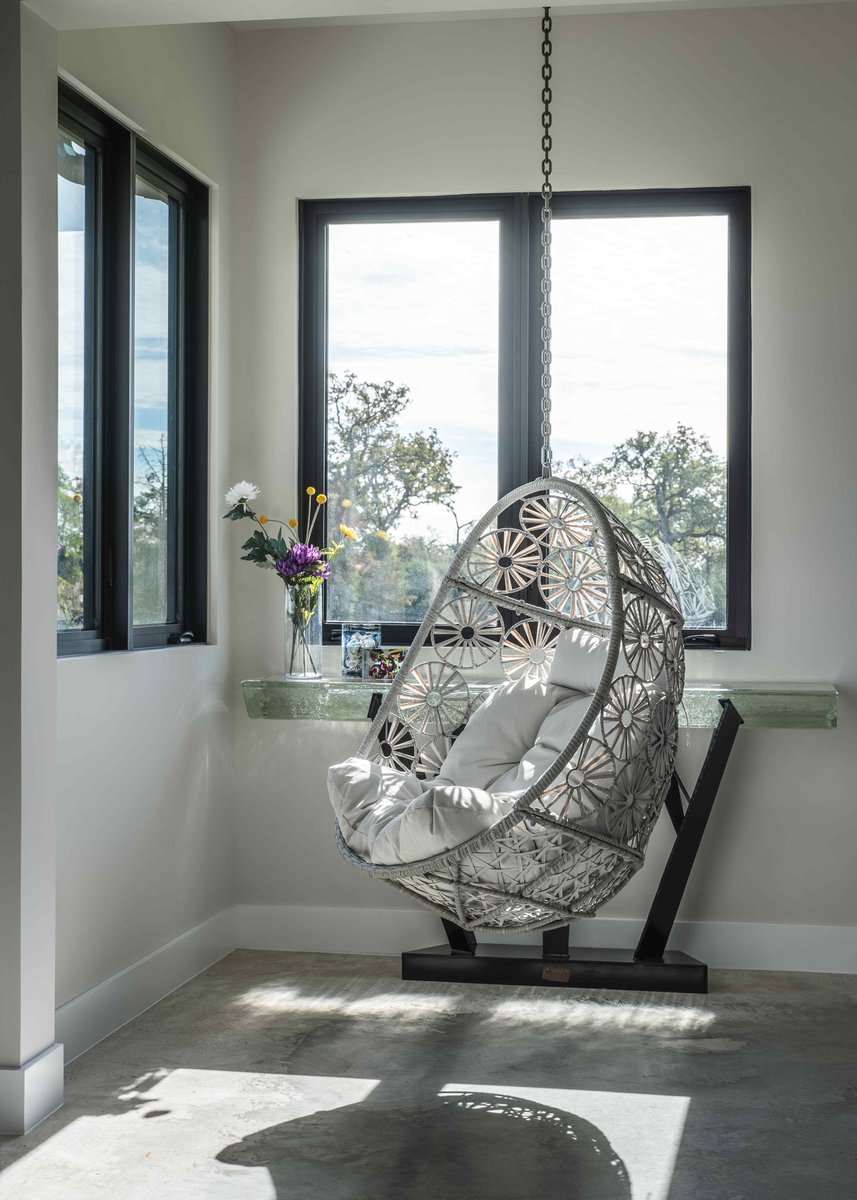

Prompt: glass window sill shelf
xmin=241 ymin=677 xmax=838 ymax=730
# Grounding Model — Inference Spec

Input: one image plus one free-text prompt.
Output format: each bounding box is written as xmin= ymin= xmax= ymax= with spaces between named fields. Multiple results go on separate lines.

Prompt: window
xmin=57 ymin=84 xmax=209 ymax=655
xmin=546 ymin=192 xmax=750 ymax=638
xmin=301 ymin=190 xmax=750 ymax=650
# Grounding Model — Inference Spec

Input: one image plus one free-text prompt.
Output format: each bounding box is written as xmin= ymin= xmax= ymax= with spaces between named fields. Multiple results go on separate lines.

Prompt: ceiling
xmin=26 ymin=0 xmax=855 ymax=31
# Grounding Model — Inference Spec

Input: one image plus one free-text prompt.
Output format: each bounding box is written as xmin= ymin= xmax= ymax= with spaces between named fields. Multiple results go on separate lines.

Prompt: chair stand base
xmin=402 ymin=943 xmax=708 ymax=994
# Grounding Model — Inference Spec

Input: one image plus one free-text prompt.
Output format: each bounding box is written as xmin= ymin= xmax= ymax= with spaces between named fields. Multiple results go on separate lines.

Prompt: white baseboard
xmin=55 ymin=908 xmax=236 ymax=1064
xmin=235 ymin=903 xmax=857 ymax=975
xmin=53 ymin=903 xmax=857 ymax=1071
xmin=0 ymin=1043 xmax=64 ymax=1135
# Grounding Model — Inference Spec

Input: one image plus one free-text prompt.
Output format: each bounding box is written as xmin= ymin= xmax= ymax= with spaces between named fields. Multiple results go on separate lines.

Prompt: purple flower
xmin=292 ymin=543 xmax=323 ymax=567
xmin=276 ymin=543 xmax=329 ymax=581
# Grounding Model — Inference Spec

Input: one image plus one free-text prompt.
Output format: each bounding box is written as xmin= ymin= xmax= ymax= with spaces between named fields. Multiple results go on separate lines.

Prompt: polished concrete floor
xmin=0 ymin=950 xmax=854 ymax=1198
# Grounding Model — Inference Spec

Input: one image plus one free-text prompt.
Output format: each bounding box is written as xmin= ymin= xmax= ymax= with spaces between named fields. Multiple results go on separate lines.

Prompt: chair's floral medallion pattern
xmin=432 ymin=595 xmax=504 ymax=669
xmin=606 ymin=758 xmax=657 ymax=842
xmin=622 ymin=597 xmax=666 ymax=682
xmin=647 ymin=698 xmax=678 ymax=783
xmin=397 ymin=661 xmax=470 ymax=735
xmin=665 ymin=621 xmax=685 ymax=703
xmin=601 ymin=675 xmax=652 ymax=760
xmin=369 ymin=718 xmax=416 ymax=772
xmin=539 ymin=737 xmax=616 ymax=823
xmin=521 ymin=494 xmax=594 ymax=551
xmin=540 ymin=549 xmax=609 ymax=621
xmin=466 ymin=528 xmax=541 ymax=594
xmin=501 ymin=619 xmax=560 ymax=683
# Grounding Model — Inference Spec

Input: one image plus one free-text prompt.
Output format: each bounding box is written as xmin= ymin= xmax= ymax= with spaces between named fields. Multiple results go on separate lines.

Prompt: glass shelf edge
xmin=241 ymin=679 xmax=838 ymax=730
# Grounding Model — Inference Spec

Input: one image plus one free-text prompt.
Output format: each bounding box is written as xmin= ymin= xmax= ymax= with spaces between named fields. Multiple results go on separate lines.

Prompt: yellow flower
xmin=306 ymin=486 xmax=316 ymax=496
xmin=258 ymin=514 xmax=269 ymax=525
xmin=339 ymin=524 xmax=357 ymax=540
xmin=376 ymin=530 xmax=390 ymax=542
xmin=72 ymin=492 xmax=83 ymax=504
xmin=316 ymin=494 xmax=327 ymax=505
xmin=341 ymin=498 xmax=352 ymax=509
xmin=288 ymin=518 xmax=299 ymax=529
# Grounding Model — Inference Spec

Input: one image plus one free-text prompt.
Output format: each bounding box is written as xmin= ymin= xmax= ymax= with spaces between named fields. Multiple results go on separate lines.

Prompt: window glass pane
xmin=325 ymin=221 xmax=499 ymax=625
xmin=133 ymin=175 xmax=175 ymax=626
xmin=57 ymin=128 xmax=90 ymax=632
xmin=550 ymin=215 xmax=729 ymax=628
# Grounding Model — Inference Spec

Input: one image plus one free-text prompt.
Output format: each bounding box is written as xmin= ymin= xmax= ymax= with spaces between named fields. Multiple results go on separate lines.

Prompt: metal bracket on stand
xmin=403 ymin=699 xmax=744 ymax=994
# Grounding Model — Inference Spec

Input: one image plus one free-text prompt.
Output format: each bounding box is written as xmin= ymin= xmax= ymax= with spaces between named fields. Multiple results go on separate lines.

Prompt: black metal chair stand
xmin=402 ymin=698 xmax=742 ymax=995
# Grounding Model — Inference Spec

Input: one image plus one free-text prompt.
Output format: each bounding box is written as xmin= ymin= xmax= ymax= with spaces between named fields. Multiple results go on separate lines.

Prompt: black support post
xmin=635 ymin=699 xmax=743 ymax=963
xmin=542 ymin=926 xmax=570 ymax=959
xmin=442 ymin=919 xmax=477 ymax=956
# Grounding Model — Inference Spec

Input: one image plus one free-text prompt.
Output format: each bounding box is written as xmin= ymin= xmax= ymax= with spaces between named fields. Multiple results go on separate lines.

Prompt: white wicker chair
xmin=333 ymin=478 xmax=685 ymax=933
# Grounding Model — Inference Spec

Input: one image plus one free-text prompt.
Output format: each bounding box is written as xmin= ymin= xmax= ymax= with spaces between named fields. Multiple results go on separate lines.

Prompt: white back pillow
xmin=436 ymin=678 xmax=566 ymax=791
xmin=549 ymin=627 xmax=610 ymax=693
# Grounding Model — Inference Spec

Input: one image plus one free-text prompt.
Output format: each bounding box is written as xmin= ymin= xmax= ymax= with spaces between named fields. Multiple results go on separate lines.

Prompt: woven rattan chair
xmin=330 ymin=478 xmax=685 ymax=934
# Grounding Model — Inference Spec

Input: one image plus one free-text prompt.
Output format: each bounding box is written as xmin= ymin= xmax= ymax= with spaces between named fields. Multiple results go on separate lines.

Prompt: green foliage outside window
xmin=560 ymin=425 xmax=727 ymax=626
xmin=326 ymin=372 xmax=462 ymax=623
xmin=57 ymin=465 xmax=85 ymax=630
xmin=326 ymin=374 xmax=727 ymax=629
xmin=133 ymin=436 xmax=169 ymax=626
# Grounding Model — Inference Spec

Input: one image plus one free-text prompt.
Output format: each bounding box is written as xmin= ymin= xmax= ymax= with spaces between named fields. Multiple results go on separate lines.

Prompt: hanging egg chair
xmin=327 ymin=8 xmax=686 ymax=933
xmin=329 ymin=478 xmax=685 ymax=932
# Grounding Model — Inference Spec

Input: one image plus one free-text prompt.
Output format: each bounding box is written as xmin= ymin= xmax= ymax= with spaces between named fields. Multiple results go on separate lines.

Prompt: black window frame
xmin=300 ymin=187 xmax=751 ymax=651
xmin=57 ymin=82 xmax=209 ymax=657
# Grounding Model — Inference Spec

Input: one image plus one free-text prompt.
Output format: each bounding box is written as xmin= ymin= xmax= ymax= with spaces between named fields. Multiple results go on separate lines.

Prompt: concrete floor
xmin=0 ymin=951 xmax=854 ymax=1199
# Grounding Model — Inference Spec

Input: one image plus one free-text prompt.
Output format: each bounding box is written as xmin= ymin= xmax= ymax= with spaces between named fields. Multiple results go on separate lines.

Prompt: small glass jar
xmin=341 ymin=623 xmax=382 ymax=678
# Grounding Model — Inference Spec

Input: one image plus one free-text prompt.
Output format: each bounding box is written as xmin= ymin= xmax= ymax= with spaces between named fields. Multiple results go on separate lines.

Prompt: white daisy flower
xmin=225 ymin=481 xmax=260 ymax=508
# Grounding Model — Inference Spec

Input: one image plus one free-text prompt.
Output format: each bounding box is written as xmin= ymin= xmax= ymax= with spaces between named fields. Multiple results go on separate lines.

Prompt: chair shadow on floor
xmin=217 ymin=1087 xmax=632 ymax=1200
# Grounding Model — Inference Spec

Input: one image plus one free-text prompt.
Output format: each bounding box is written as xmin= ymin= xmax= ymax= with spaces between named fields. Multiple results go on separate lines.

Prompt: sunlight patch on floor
xmin=0 ymin=1071 xmax=380 ymax=1200
xmin=486 ymin=996 xmax=716 ymax=1033
xmin=234 ymin=982 xmax=461 ymax=1019
xmin=234 ymin=981 xmax=715 ymax=1034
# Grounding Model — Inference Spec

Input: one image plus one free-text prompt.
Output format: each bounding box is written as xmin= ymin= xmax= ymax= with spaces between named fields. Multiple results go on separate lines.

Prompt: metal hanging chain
xmin=539 ymin=6 xmax=554 ymax=480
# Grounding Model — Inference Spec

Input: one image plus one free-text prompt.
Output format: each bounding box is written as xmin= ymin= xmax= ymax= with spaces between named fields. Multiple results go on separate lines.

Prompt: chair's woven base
xmin=387 ymin=819 xmax=642 ymax=933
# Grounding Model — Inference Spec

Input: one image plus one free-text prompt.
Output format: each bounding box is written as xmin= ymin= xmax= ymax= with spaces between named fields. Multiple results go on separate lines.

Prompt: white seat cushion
xmin=329 ymin=758 xmax=516 ymax=866
xmin=331 ymin=657 xmax=608 ymax=867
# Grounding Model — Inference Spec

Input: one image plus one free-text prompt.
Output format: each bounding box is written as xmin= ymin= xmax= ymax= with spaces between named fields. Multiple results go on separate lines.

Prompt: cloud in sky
xmin=58 ymin=176 xmax=175 ymax=485
xmin=327 ymin=214 xmax=728 ymax=541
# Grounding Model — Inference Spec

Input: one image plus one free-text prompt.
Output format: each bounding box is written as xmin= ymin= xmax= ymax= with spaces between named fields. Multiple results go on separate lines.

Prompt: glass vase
xmin=284 ymin=585 xmax=323 ymax=680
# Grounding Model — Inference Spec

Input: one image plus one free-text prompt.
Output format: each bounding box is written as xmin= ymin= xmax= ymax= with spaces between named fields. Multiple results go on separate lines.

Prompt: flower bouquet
xmin=225 ymin=481 xmax=356 ymax=679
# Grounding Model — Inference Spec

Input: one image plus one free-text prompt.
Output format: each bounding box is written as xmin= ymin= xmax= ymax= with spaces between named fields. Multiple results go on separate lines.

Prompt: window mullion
xmin=499 ymin=194 xmax=532 ymax=496
xmin=82 ymin=132 xmax=100 ymax=633
xmin=182 ymin=178 xmax=209 ymax=643
xmin=725 ymin=196 xmax=752 ymax=650
xmin=102 ymin=124 xmax=135 ymax=651
xmin=526 ymin=193 xmax=546 ymax=484
xmin=299 ymin=205 xmax=330 ymax=621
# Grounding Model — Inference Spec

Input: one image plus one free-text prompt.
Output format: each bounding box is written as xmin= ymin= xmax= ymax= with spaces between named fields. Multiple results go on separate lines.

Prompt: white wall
xmin=55 ymin=24 xmax=237 ymax=1008
xmin=0 ymin=2 xmax=59 ymax=1076
xmin=231 ymin=5 xmax=857 ymax=942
